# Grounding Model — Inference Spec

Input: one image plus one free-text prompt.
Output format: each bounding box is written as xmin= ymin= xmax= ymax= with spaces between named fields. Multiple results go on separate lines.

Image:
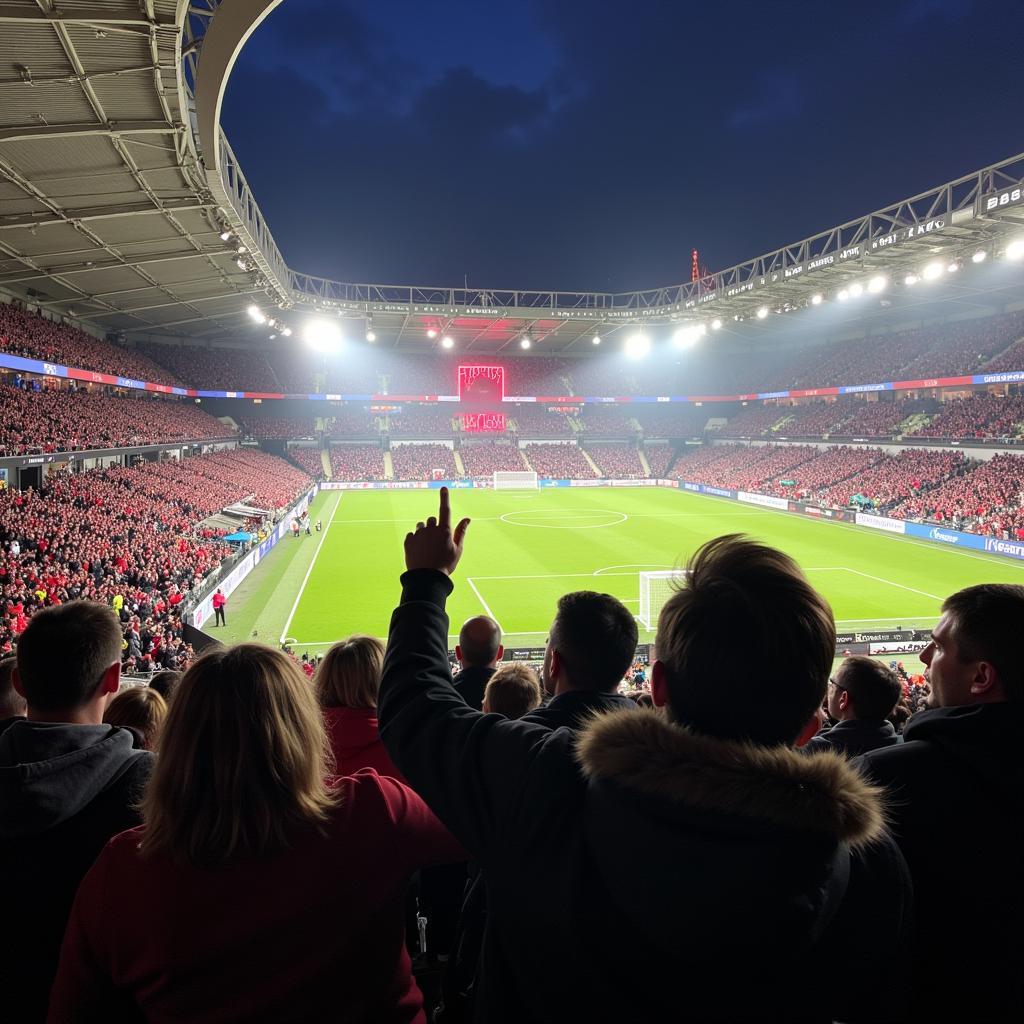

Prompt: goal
xmin=494 ymin=471 xmax=539 ymax=490
xmin=638 ymin=570 xmax=687 ymax=630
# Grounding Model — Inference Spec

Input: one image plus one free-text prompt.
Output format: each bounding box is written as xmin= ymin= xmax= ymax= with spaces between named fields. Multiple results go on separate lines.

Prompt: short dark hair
xmin=657 ymin=535 xmax=835 ymax=746
xmin=149 ymin=670 xmax=183 ymax=704
xmin=458 ymin=616 xmax=502 ymax=667
xmin=942 ymin=583 xmax=1024 ymax=702
xmin=550 ymin=591 xmax=638 ymax=692
xmin=0 ymin=655 xmax=26 ymax=718
xmin=483 ymin=663 xmax=542 ymax=719
xmin=17 ymin=602 xmax=123 ymax=711
xmin=834 ymin=656 xmax=902 ymax=720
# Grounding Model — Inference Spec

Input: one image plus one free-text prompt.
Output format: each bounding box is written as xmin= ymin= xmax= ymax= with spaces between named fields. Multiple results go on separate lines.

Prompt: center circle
xmin=499 ymin=508 xmax=628 ymax=529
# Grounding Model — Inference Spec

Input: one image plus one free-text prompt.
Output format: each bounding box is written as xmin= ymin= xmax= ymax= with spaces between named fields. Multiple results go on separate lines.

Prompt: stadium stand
xmin=289 ymin=447 xmax=326 ymax=478
xmin=818 ymin=449 xmax=966 ymax=509
xmin=913 ymin=392 xmax=1024 ymax=439
xmin=578 ymin=406 xmax=639 ymax=436
xmin=507 ymin=405 xmax=575 ymax=436
xmin=521 ymin=443 xmax=598 ymax=478
xmin=388 ymin=406 xmax=456 ymax=437
xmin=239 ymin=416 xmax=318 ymax=439
xmin=139 ymin=344 xmax=282 ymax=392
xmin=389 ymin=443 xmax=457 ymax=480
xmin=458 ymin=443 xmax=528 ymax=476
xmin=329 ymin=444 xmax=386 ymax=480
xmin=644 ymin=444 xmax=677 ymax=477
xmin=326 ymin=406 xmax=381 ymax=436
xmin=587 ymin=444 xmax=647 ymax=477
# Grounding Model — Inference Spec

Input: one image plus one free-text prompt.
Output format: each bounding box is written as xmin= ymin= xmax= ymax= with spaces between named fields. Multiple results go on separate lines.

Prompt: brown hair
xmin=833 ymin=656 xmax=902 ymax=721
xmin=483 ymin=662 xmax=543 ymax=719
xmin=103 ymin=686 xmax=167 ymax=750
xmin=315 ymin=635 xmax=385 ymax=710
xmin=141 ymin=644 xmax=336 ymax=864
xmin=549 ymin=591 xmax=638 ymax=692
xmin=657 ymin=534 xmax=835 ymax=746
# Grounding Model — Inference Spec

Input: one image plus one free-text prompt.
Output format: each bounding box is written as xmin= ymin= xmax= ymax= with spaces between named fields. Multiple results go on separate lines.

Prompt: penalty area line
xmin=466 ymin=577 xmax=502 ymax=630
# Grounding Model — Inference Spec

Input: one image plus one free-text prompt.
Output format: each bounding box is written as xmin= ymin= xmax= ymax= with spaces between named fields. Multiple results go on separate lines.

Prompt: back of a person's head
xmin=550 ymin=591 xmax=637 ymax=692
xmin=315 ymin=635 xmax=385 ymax=709
xmin=483 ymin=663 xmax=542 ymax=719
xmin=658 ymin=534 xmax=834 ymax=746
xmin=942 ymin=583 xmax=1024 ymax=701
xmin=17 ymin=602 xmax=123 ymax=712
xmin=103 ymin=686 xmax=167 ymax=750
xmin=0 ymin=655 xmax=26 ymax=719
xmin=141 ymin=643 xmax=335 ymax=865
xmin=834 ymin=656 xmax=901 ymax=721
xmin=458 ymin=615 xmax=502 ymax=667
xmin=148 ymin=670 xmax=182 ymax=705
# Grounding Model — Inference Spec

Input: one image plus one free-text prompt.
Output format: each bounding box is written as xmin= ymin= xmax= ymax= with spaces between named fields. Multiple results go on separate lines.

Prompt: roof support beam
xmin=0 ymin=122 xmax=179 ymax=144
xmin=0 ymin=202 xmax=218 ymax=231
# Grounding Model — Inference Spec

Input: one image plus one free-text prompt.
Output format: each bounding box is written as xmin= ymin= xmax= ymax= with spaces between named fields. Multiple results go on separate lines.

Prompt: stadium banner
xmin=840 ymin=382 xmax=893 ymax=394
xmin=699 ymin=484 xmax=737 ymax=499
xmin=870 ymin=641 xmax=930 ymax=655
xmin=855 ymin=512 xmax=906 ymax=534
xmin=977 ymin=183 xmax=1024 ymax=216
xmin=903 ymin=521 xmax=1024 ymax=561
xmin=974 ymin=370 xmax=1024 ymax=385
xmin=320 ymin=480 xmax=431 ymax=490
xmin=738 ymin=490 xmax=788 ymax=510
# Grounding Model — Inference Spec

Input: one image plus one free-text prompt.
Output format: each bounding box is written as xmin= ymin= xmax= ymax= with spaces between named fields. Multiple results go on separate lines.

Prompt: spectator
xmin=453 ymin=615 xmax=503 ymax=711
xmin=379 ymin=491 xmax=911 ymax=1023
xmin=103 ymin=686 xmax=168 ymax=752
xmin=148 ymin=670 xmax=182 ymax=706
xmin=859 ymin=585 xmax=1024 ymax=1023
xmin=0 ymin=603 xmax=153 ymax=1023
xmin=212 ymin=588 xmax=227 ymax=627
xmin=481 ymin=662 xmax=542 ymax=718
xmin=316 ymin=635 xmax=403 ymax=779
xmin=803 ymin=656 xmax=902 ymax=756
xmin=48 ymin=644 xmax=463 ymax=1023
xmin=0 ymin=653 xmax=26 ymax=719
xmin=520 ymin=591 xmax=638 ymax=730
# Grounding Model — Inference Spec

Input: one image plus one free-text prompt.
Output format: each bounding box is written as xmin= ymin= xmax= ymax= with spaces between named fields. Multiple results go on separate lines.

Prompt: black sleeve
xmin=377 ymin=569 xmax=565 ymax=859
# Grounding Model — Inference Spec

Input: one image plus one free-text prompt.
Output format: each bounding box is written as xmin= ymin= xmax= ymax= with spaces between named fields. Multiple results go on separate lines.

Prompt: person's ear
xmin=650 ymin=660 xmax=669 ymax=708
xmin=548 ymin=648 xmax=562 ymax=683
xmin=495 ymin=644 xmax=504 ymax=663
xmin=99 ymin=662 xmax=120 ymax=697
xmin=795 ymin=709 xmax=822 ymax=748
xmin=838 ymin=689 xmax=850 ymax=712
xmin=12 ymin=666 xmax=25 ymax=699
xmin=970 ymin=661 xmax=1001 ymax=698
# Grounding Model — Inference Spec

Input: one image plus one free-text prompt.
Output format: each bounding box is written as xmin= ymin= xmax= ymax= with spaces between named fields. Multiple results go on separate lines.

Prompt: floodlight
xmin=922 ymin=261 xmax=944 ymax=280
xmin=711 ymin=318 xmax=722 ymax=330
xmin=624 ymin=332 xmax=650 ymax=359
xmin=441 ymin=335 xmax=455 ymax=349
xmin=520 ymin=337 xmax=532 ymax=350
xmin=426 ymin=328 xmax=438 ymax=339
xmin=849 ymin=282 xmax=864 ymax=298
xmin=302 ymin=318 xmax=343 ymax=354
xmin=904 ymin=273 xmax=919 ymax=286
xmin=972 ymin=250 xmax=987 ymax=264
xmin=236 ymin=244 xmax=248 ymax=254
xmin=837 ymin=289 xmax=850 ymax=301
xmin=867 ymin=275 xmax=887 ymax=294
xmin=365 ymin=330 xmax=377 ymax=342
xmin=810 ymin=293 xmax=823 ymax=305
xmin=673 ymin=324 xmax=705 ymax=349
xmin=282 ymin=327 xmax=292 ymax=337
xmin=756 ymin=306 xmax=769 ymax=319
xmin=247 ymin=305 xmax=263 ymax=322
xmin=947 ymin=260 xmax=960 ymax=273
xmin=219 ymin=229 xmax=232 ymax=241
xmin=236 ymin=258 xmax=248 ymax=270
xmin=592 ymin=335 xmax=601 ymax=345
xmin=1006 ymin=238 xmax=1024 ymax=261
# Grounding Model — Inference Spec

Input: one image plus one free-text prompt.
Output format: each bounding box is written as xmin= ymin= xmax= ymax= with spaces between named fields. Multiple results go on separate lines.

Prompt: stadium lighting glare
xmin=810 ymin=293 xmax=823 ymax=306
xmin=947 ymin=259 xmax=960 ymax=273
xmin=247 ymin=305 xmax=263 ymax=322
xmin=837 ymin=289 xmax=850 ymax=301
xmin=592 ymin=335 xmax=601 ymax=345
xmin=426 ymin=328 xmax=438 ymax=339
xmin=756 ymin=306 xmax=769 ymax=319
xmin=1006 ymin=238 xmax=1024 ymax=261
xmin=235 ymin=258 xmax=248 ymax=270
xmin=236 ymin=244 xmax=248 ymax=254
xmin=519 ymin=337 xmax=532 ymax=350
xmin=673 ymin=326 xmax=703 ymax=349
xmin=441 ymin=335 xmax=454 ymax=349
xmin=624 ymin=332 xmax=650 ymax=359
xmin=711 ymin=318 xmax=722 ymax=330
xmin=972 ymin=250 xmax=987 ymax=264
xmin=365 ymin=330 xmax=377 ymax=342
xmin=219 ymin=229 xmax=232 ymax=241
xmin=282 ymin=327 xmax=292 ymax=337
xmin=867 ymin=275 xmax=887 ymax=294
xmin=302 ymin=318 xmax=343 ymax=354
xmin=904 ymin=273 xmax=919 ymax=286
xmin=850 ymin=282 xmax=865 ymax=298
xmin=922 ymin=261 xmax=944 ymax=280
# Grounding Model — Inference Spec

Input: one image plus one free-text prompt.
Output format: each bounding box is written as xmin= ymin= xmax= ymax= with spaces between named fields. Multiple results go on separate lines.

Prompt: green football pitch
xmin=216 ymin=486 xmax=1024 ymax=655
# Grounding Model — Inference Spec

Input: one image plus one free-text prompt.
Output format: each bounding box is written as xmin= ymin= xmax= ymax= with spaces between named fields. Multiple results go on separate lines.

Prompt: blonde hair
xmin=483 ymin=662 xmax=542 ymax=719
xmin=315 ymin=635 xmax=385 ymax=710
xmin=141 ymin=644 xmax=337 ymax=864
xmin=103 ymin=686 xmax=167 ymax=750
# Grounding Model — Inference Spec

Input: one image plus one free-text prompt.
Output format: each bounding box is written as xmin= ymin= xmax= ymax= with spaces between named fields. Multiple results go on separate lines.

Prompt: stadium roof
xmin=1 ymin=0 xmax=1023 ymax=353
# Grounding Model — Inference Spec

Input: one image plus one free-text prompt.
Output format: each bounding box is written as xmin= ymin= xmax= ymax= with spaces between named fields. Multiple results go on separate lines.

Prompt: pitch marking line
xmin=466 ymin=577 xmax=502 ymax=630
xmin=278 ymin=491 xmax=344 ymax=645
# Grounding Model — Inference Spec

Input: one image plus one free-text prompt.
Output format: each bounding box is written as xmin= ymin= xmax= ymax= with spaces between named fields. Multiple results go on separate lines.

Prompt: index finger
xmin=438 ymin=486 xmax=451 ymax=528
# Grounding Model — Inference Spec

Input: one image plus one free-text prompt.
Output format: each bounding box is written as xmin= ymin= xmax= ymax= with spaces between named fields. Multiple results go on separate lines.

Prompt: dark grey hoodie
xmin=0 ymin=717 xmax=153 ymax=1022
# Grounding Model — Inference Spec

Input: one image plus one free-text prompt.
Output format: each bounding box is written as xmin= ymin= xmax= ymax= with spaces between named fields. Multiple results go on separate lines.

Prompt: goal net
xmin=494 ymin=471 xmax=539 ymax=490
xmin=638 ymin=570 xmax=687 ymax=630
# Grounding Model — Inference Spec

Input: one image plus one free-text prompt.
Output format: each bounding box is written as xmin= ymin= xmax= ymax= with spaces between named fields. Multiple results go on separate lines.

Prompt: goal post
xmin=494 ymin=471 xmax=539 ymax=490
xmin=638 ymin=570 xmax=687 ymax=630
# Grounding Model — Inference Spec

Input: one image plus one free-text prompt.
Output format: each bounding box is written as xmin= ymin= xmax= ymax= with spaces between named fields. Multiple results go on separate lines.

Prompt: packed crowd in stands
xmin=288 ymin=447 xmax=326 ymax=479
xmin=507 ymin=404 xmax=575 ymax=435
xmin=389 ymin=444 xmax=457 ymax=480
xmin=522 ymin=443 xmax=597 ymax=478
xmin=914 ymin=391 xmax=1024 ymax=438
xmin=458 ymin=443 xmax=528 ymax=477
xmin=329 ymin=444 xmax=386 ymax=480
xmin=578 ymin=406 xmax=639 ymax=436
xmin=138 ymin=344 xmax=282 ymax=392
xmin=644 ymin=444 xmax=677 ymax=476
xmin=632 ymin=404 xmax=708 ymax=436
xmin=0 ymin=384 xmax=234 ymax=455
xmin=587 ymin=443 xmax=646 ymax=478
xmin=818 ymin=449 xmax=966 ymax=509
xmin=771 ymin=446 xmax=883 ymax=499
xmin=240 ymin=416 xmax=317 ymax=439
xmin=387 ymin=407 xmax=456 ymax=437
xmin=837 ymin=399 xmax=921 ymax=437
xmin=717 ymin=404 xmax=789 ymax=437
xmin=326 ymin=406 xmax=380 ymax=436
xmin=672 ymin=443 xmax=816 ymax=491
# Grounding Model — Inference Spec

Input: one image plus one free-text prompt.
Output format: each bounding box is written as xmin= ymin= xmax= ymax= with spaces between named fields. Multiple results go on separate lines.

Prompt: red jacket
xmin=324 ymin=707 xmax=405 ymax=782
xmin=48 ymin=772 xmax=461 ymax=1024
xmin=212 ymin=591 xmax=226 ymax=610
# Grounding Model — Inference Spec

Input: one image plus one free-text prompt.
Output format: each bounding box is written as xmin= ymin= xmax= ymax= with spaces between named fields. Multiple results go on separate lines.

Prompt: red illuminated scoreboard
xmin=458 ymin=365 xmax=505 ymax=432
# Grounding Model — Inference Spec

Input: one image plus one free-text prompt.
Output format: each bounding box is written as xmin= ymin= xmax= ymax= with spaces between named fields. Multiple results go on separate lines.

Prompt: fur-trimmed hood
xmin=576 ymin=707 xmax=886 ymax=848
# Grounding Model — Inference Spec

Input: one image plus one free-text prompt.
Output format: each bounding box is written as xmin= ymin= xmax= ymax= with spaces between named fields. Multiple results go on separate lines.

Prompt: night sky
xmin=222 ymin=0 xmax=1018 ymax=294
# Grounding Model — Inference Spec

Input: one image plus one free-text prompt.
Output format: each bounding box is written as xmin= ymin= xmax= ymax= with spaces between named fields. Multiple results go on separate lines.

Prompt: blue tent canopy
xmin=223 ymin=531 xmax=254 ymax=544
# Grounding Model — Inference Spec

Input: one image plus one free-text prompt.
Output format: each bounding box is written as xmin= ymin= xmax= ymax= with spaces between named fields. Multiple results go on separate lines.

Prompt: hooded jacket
xmin=0 ymin=717 xmax=153 ymax=1022
xmin=323 ymin=706 xmax=405 ymax=781
xmin=379 ymin=570 xmax=911 ymax=1024
xmin=802 ymin=717 xmax=901 ymax=757
xmin=859 ymin=703 xmax=1024 ymax=1023
xmin=521 ymin=689 xmax=637 ymax=730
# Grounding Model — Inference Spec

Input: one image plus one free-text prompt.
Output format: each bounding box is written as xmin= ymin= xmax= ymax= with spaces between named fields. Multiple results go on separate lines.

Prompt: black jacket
xmin=521 ymin=689 xmax=637 ymax=730
xmin=859 ymin=703 xmax=1024 ymax=1023
xmin=380 ymin=570 xmax=911 ymax=1024
xmin=452 ymin=665 xmax=496 ymax=712
xmin=0 ymin=717 xmax=154 ymax=1022
xmin=803 ymin=718 xmax=901 ymax=757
